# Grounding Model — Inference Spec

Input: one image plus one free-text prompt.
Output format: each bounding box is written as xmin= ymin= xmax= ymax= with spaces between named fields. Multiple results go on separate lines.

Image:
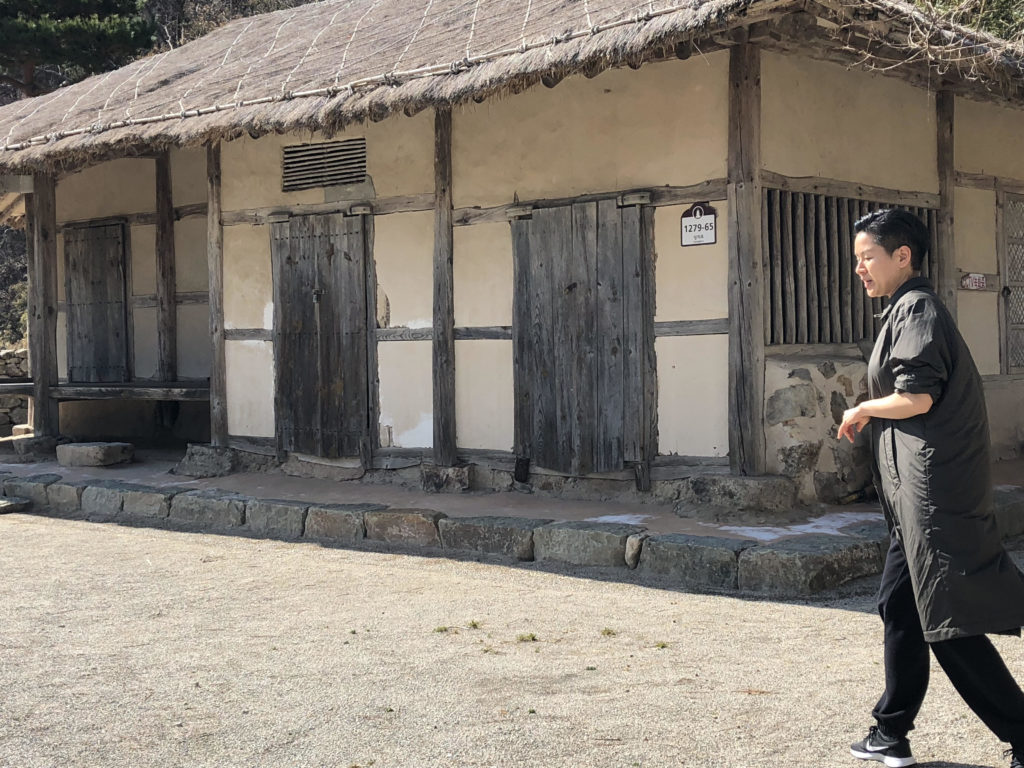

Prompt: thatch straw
xmin=0 ymin=0 xmax=1020 ymax=174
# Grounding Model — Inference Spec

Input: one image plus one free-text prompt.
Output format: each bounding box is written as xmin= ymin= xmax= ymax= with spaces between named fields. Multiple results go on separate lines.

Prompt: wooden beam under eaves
xmin=0 ymin=175 xmax=33 ymax=195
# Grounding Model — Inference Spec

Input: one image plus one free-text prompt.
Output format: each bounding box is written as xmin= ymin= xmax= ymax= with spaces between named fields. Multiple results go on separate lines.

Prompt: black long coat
xmin=869 ymin=276 xmax=1024 ymax=642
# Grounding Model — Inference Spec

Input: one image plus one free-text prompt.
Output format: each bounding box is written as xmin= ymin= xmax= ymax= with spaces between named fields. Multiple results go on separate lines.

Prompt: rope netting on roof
xmin=0 ymin=0 xmax=1019 ymax=168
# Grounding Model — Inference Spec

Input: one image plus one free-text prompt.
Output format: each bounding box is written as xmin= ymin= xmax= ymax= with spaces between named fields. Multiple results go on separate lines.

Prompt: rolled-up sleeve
xmin=889 ymin=298 xmax=948 ymax=401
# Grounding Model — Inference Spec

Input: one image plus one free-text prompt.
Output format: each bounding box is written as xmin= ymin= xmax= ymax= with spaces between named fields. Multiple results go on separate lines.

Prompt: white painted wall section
xmin=225 ymin=340 xmax=275 ymax=437
xmin=223 ymin=224 xmax=273 ymax=329
xmin=455 ymin=340 xmax=514 ymax=450
xmin=374 ymin=211 xmax=433 ymax=328
xmin=654 ymin=201 xmax=729 ymax=322
xmin=956 ymin=98 xmax=1024 ymax=180
xmin=453 ymin=222 xmax=514 ymax=327
xmin=378 ymin=340 xmax=432 ymax=448
xmin=656 ymin=335 xmax=728 ymax=457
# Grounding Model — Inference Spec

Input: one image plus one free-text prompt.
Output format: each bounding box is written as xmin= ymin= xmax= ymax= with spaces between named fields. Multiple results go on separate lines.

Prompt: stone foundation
xmin=0 ymin=348 xmax=29 ymax=437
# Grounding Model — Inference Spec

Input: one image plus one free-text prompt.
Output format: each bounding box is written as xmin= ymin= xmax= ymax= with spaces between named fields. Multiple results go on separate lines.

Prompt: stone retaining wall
xmin=0 ymin=348 xmax=29 ymax=437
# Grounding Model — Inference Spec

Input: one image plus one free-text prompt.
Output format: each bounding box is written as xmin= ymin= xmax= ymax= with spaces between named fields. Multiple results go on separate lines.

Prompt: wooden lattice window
xmin=1004 ymin=194 xmax=1024 ymax=372
xmin=762 ymin=189 xmax=938 ymax=345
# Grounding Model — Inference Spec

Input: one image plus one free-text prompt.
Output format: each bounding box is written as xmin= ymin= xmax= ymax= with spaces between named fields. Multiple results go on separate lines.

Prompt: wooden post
xmin=936 ymin=90 xmax=957 ymax=321
xmin=727 ymin=43 xmax=766 ymax=476
xmin=207 ymin=142 xmax=228 ymax=446
xmin=432 ymin=107 xmax=456 ymax=466
xmin=155 ymin=152 xmax=178 ymax=382
xmin=28 ymin=173 xmax=60 ymax=436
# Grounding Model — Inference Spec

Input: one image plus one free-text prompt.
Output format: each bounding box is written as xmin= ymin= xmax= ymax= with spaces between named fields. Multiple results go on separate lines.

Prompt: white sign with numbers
xmin=680 ymin=202 xmax=718 ymax=246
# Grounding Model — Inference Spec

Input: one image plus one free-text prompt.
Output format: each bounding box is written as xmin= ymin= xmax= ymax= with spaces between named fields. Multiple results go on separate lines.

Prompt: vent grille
xmin=282 ymin=138 xmax=367 ymax=192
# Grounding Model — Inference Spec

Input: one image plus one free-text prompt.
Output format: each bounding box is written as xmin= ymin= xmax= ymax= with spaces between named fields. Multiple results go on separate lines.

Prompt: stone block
xmin=46 ymin=480 xmax=91 ymax=515
xmin=245 ymin=499 xmax=309 ymax=539
xmin=80 ymin=482 xmax=128 ymax=520
xmin=993 ymin=486 xmax=1024 ymax=540
xmin=421 ymin=463 xmax=471 ymax=493
xmin=12 ymin=436 xmax=59 ymax=456
xmin=638 ymin=534 xmax=757 ymax=590
xmin=0 ymin=496 xmax=31 ymax=514
xmin=11 ymin=425 xmax=33 ymax=437
xmin=533 ymin=522 xmax=646 ymax=567
xmin=304 ymin=503 xmax=386 ymax=544
xmin=169 ymin=489 xmax=248 ymax=529
xmin=364 ymin=509 xmax=446 ymax=548
xmin=56 ymin=442 xmax=134 ymax=467
xmin=173 ymin=444 xmax=234 ymax=478
xmin=624 ymin=533 xmax=649 ymax=569
xmin=3 ymin=473 xmax=61 ymax=508
xmin=738 ymin=535 xmax=886 ymax=595
xmin=121 ymin=485 xmax=176 ymax=519
xmin=673 ymin=474 xmax=797 ymax=513
xmin=438 ymin=516 xmax=552 ymax=560
xmin=766 ymin=383 xmax=819 ymax=424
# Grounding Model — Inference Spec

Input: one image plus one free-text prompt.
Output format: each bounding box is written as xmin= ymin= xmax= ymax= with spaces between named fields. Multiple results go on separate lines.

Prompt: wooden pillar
xmin=726 ymin=42 xmax=766 ymax=476
xmin=432 ymin=107 xmax=456 ymax=466
xmin=936 ymin=90 xmax=957 ymax=321
xmin=155 ymin=152 xmax=178 ymax=381
xmin=28 ymin=173 xmax=60 ymax=436
xmin=206 ymin=143 xmax=228 ymax=446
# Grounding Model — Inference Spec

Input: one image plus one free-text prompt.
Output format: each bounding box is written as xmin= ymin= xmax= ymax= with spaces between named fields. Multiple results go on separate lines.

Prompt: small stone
xmin=766 ymin=384 xmax=818 ymax=425
xmin=3 ymin=474 xmax=61 ymax=507
xmin=787 ymin=368 xmax=812 ymax=382
xmin=46 ymin=481 xmax=90 ymax=515
xmin=0 ymin=496 xmax=31 ymax=514
xmin=533 ymin=522 xmax=646 ymax=568
xmin=777 ymin=442 xmax=821 ymax=477
xmin=817 ymin=360 xmax=836 ymax=379
xmin=624 ymin=533 xmax=649 ymax=569
xmin=11 ymin=425 xmax=33 ymax=437
xmin=169 ymin=489 xmax=247 ymax=529
xmin=12 ymin=436 xmax=58 ymax=456
xmin=245 ymin=499 xmax=308 ymax=539
xmin=638 ymin=534 xmax=757 ymax=590
xmin=830 ymin=391 xmax=848 ymax=425
xmin=420 ymin=463 xmax=471 ymax=493
xmin=9 ymin=408 xmax=28 ymax=425
xmin=304 ymin=503 xmax=386 ymax=544
xmin=173 ymin=444 xmax=234 ymax=478
xmin=673 ymin=474 xmax=797 ymax=513
xmin=80 ymin=483 xmax=127 ymax=520
xmin=738 ymin=535 xmax=885 ymax=594
xmin=364 ymin=509 xmax=447 ymax=548
xmin=56 ymin=442 xmax=134 ymax=467
xmin=438 ymin=516 xmax=552 ymax=560
xmin=121 ymin=486 xmax=175 ymax=518
xmin=836 ymin=374 xmax=855 ymax=397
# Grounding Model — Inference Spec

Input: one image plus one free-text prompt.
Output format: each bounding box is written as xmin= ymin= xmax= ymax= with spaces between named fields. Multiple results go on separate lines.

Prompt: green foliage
xmin=0 ymin=227 xmax=27 ymax=347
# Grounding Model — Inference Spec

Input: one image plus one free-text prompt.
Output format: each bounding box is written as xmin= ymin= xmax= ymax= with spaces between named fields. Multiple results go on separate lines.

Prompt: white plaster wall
xmin=375 ymin=212 xmax=433 ymax=327
xmin=654 ymin=201 xmax=729 ymax=322
xmin=177 ymin=304 xmax=213 ymax=379
xmin=174 ymin=216 xmax=209 ymax=293
xmin=954 ymin=187 xmax=997 ymax=274
xmin=655 ymin=335 xmax=728 ymax=456
xmin=130 ymin=225 xmax=156 ymax=296
xmin=958 ymin=291 xmax=1001 ymax=376
xmin=453 ymin=223 xmax=514 ymax=327
xmin=761 ymin=52 xmax=938 ymax=194
xmin=453 ymin=53 xmax=730 ymax=209
xmin=223 ymin=224 xmax=273 ymax=329
xmin=378 ymin=341 xmax=432 ymax=448
xmin=133 ymin=306 xmax=158 ymax=380
xmin=170 ymin=146 xmax=207 ymax=206
xmin=956 ymin=97 xmax=1024 ymax=180
xmin=225 ymin=340 xmax=275 ymax=437
xmin=219 ymin=112 xmax=433 ymax=211
xmin=455 ymin=340 xmax=513 ymax=450
xmin=56 ymin=158 xmax=156 ymax=221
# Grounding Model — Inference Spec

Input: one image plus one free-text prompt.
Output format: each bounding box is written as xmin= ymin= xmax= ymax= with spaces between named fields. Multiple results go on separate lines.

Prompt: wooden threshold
xmin=50 ymin=383 xmax=210 ymax=401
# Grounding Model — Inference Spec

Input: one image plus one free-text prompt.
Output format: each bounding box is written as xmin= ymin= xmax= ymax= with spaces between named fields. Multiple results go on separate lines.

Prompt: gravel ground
xmin=1 ymin=514 xmax=1023 ymax=768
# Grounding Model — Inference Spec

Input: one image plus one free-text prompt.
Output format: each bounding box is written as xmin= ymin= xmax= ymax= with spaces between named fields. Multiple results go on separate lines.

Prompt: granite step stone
xmin=637 ymin=534 xmax=758 ymax=590
xmin=738 ymin=534 xmax=887 ymax=594
xmin=438 ymin=515 xmax=553 ymax=560
xmin=56 ymin=442 xmax=134 ymax=468
xmin=304 ymin=502 xmax=387 ymax=544
xmin=169 ymin=489 xmax=248 ymax=530
xmin=46 ymin=480 xmax=91 ymax=516
xmin=365 ymin=509 xmax=446 ymax=548
xmin=0 ymin=496 xmax=31 ymax=514
xmin=533 ymin=521 xmax=646 ymax=568
xmin=3 ymin=474 xmax=62 ymax=508
xmin=245 ymin=499 xmax=309 ymax=540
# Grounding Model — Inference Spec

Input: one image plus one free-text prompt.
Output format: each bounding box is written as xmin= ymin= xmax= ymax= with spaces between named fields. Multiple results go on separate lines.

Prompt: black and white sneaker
xmin=850 ymin=725 xmax=916 ymax=767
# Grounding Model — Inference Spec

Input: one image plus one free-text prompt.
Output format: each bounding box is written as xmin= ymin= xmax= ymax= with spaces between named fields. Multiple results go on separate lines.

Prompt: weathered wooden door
xmin=63 ymin=223 xmax=130 ymax=383
xmin=511 ymin=200 xmax=656 ymax=476
xmin=271 ymin=213 xmax=370 ymax=459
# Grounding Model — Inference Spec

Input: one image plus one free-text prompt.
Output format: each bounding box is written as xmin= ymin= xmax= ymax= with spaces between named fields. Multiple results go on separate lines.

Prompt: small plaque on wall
xmin=680 ymin=202 xmax=717 ymax=246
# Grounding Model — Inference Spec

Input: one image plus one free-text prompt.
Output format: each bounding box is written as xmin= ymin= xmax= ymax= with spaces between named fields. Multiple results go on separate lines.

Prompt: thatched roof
xmin=0 ymin=0 xmax=1021 ymax=176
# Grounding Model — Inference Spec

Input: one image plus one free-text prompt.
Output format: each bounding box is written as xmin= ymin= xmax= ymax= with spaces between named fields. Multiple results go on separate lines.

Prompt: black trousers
xmin=873 ymin=534 xmax=1024 ymax=749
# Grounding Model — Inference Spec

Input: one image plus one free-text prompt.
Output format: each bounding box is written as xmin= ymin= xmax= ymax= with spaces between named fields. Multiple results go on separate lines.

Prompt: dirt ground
xmin=2 ymin=513 xmax=1023 ymax=768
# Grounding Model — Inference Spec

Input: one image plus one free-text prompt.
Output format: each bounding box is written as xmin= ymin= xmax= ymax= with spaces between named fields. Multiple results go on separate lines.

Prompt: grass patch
xmin=655 ymin=641 xmax=669 ymax=649
xmin=434 ymin=626 xmax=449 ymax=633
xmin=601 ymin=628 xmax=617 ymax=637
xmin=468 ymin=620 xmax=481 ymax=629
xmin=517 ymin=632 xmax=538 ymax=642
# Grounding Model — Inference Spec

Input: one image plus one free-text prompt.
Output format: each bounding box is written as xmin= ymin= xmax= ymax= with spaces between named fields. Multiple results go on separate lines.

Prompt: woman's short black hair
xmin=853 ymin=208 xmax=930 ymax=271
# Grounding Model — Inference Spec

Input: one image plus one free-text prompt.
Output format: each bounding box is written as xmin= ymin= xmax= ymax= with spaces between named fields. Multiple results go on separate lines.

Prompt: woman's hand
xmin=838 ymin=405 xmax=871 ymax=444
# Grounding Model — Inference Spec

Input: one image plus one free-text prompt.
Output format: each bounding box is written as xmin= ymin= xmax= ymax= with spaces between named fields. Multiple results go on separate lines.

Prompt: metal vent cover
xmin=282 ymin=138 xmax=367 ymax=192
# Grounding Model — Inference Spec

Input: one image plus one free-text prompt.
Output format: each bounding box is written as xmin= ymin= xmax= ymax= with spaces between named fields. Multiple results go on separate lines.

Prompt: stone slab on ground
xmin=533 ymin=521 xmax=646 ymax=568
xmin=80 ymin=482 xmax=128 ymax=520
xmin=365 ymin=509 xmax=446 ymax=548
xmin=3 ymin=473 xmax=62 ymax=508
xmin=120 ymin=485 xmax=176 ymax=519
xmin=994 ymin=486 xmax=1024 ymax=539
xmin=169 ymin=489 xmax=248 ymax=530
xmin=46 ymin=480 xmax=91 ymax=516
xmin=11 ymin=425 xmax=32 ymax=437
xmin=672 ymin=474 xmax=797 ymax=512
xmin=173 ymin=444 xmax=235 ymax=478
xmin=738 ymin=534 xmax=887 ymax=594
xmin=638 ymin=534 xmax=759 ymax=590
xmin=56 ymin=442 xmax=134 ymax=468
xmin=0 ymin=496 xmax=30 ymax=514
xmin=11 ymin=436 xmax=60 ymax=457
xmin=304 ymin=502 xmax=387 ymax=544
xmin=438 ymin=516 xmax=552 ymax=560
xmin=421 ymin=463 xmax=471 ymax=493
xmin=245 ymin=499 xmax=309 ymax=540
